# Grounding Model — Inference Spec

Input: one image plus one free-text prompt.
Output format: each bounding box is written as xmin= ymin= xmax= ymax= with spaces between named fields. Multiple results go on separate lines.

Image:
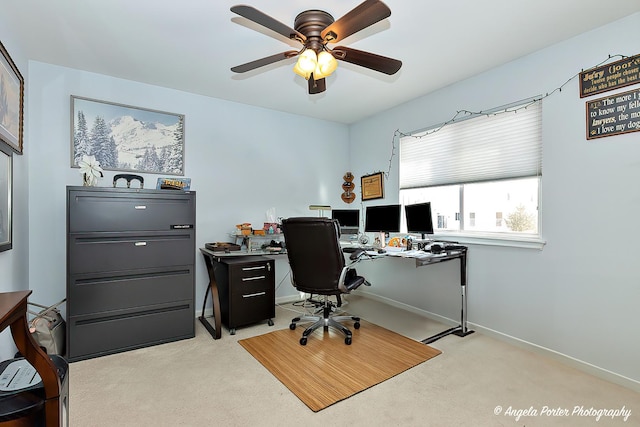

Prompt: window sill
xmin=433 ymin=233 xmax=546 ymax=250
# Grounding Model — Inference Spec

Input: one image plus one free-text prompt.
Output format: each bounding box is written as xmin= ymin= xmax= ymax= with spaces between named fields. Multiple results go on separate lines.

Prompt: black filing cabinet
xmin=66 ymin=186 xmax=196 ymax=361
xmin=215 ymin=256 xmax=275 ymax=334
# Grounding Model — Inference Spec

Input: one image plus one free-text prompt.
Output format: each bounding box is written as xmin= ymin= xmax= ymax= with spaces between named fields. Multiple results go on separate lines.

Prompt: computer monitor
xmin=405 ymin=202 xmax=434 ymax=239
xmin=364 ymin=204 xmax=401 ymax=233
xmin=331 ymin=209 xmax=360 ymax=235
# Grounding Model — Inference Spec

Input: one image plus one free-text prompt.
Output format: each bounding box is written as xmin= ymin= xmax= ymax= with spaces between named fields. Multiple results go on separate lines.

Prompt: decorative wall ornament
xmin=361 ymin=172 xmax=384 ymax=201
xmin=341 ymin=172 xmax=355 ymax=203
xmin=0 ymin=41 xmax=24 ymax=154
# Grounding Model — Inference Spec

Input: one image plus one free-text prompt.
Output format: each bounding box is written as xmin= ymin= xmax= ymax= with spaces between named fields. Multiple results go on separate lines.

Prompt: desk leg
xmin=198 ymin=254 xmax=222 ymax=339
xmin=452 ymin=250 xmax=474 ymax=338
xmin=422 ymin=250 xmax=474 ymax=344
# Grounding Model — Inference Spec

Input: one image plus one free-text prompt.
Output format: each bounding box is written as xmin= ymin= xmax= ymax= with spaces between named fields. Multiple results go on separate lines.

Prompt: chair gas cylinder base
xmin=290 ymin=296 xmax=361 ymax=345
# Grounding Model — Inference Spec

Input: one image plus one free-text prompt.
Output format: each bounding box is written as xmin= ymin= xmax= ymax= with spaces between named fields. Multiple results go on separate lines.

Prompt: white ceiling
xmin=4 ymin=0 xmax=640 ymax=124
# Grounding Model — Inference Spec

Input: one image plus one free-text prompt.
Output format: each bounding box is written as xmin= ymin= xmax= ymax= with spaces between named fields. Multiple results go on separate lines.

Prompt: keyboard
xmin=342 ymin=246 xmax=374 ymax=253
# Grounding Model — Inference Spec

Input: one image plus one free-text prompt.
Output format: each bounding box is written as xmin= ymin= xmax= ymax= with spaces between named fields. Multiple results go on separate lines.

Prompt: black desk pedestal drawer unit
xmin=66 ymin=186 xmax=196 ymax=361
xmin=215 ymin=256 xmax=275 ymax=334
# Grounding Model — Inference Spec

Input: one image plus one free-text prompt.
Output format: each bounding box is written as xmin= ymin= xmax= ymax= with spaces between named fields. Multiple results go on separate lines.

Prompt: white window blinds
xmin=399 ymin=101 xmax=542 ymax=189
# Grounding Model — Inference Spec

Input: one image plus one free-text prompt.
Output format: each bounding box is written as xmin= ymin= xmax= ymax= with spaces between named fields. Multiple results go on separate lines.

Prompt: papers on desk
xmin=385 ymin=250 xmax=448 ymax=259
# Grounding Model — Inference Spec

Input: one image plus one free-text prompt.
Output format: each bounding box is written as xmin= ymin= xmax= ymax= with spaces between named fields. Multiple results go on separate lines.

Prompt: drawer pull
xmin=134 ymin=205 xmax=147 ymax=210
xmin=242 ymin=266 xmax=266 ymax=271
xmin=243 ymin=292 xmax=266 ymax=298
xmin=242 ymin=276 xmax=265 ymax=281
xmin=134 ymin=242 xmax=147 ymax=246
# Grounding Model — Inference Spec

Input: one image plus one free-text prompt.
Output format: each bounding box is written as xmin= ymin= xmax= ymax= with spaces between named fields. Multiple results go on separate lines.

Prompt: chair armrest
xmin=349 ymin=249 xmax=365 ymax=261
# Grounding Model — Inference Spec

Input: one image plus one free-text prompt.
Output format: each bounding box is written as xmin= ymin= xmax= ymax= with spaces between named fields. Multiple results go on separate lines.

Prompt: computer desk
xmin=199 ymin=244 xmax=474 ymax=344
xmin=342 ymin=244 xmax=474 ymax=344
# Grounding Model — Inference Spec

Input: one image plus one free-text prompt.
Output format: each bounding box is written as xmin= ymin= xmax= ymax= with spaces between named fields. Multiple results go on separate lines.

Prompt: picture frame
xmin=71 ymin=96 xmax=185 ymax=175
xmin=0 ymin=143 xmax=12 ymax=252
xmin=0 ymin=41 xmax=24 ymax=155
xmin=361 ymin=172 xmax=384 ymax=201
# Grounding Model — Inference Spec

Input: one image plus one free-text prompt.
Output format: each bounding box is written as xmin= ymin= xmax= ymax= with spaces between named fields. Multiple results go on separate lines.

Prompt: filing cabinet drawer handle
xmin=242 ymin=266 xmax=265 ymax=271
xmin=242 ymin=276 xmax=265 ymax=281
xmin=134 ymin=205 xmax=147 ymax=210
xmin=134 ymin=242 xmax=147 ymax=246
xmin=243 ymin=292 xmax=266 ymax=298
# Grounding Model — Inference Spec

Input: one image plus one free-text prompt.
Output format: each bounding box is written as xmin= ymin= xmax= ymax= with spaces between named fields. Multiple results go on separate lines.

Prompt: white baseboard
xmin=357 ymin=290 xmax=640 ymax=393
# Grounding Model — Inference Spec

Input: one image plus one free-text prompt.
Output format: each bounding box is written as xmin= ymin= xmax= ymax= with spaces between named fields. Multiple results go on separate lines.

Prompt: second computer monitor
xmin=364 ymin=204 xmax=401 ymax=233
xmin=405 ymin=202 xmax=434 ymax=239
xmin=331 ymin=209 xmax=360 ymax=235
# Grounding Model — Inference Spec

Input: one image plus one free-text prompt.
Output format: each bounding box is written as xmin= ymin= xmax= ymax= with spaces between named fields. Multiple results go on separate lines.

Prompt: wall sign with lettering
xmin=586 ymin=88 xmax=640 ymax=140
xmin=580 ymin=54 xmax=640 ymax=98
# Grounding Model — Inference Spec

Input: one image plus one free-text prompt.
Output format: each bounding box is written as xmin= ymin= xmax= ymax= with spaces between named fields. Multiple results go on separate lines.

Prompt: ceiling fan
xmin=230 ymin=0 xmax=402 ymax=95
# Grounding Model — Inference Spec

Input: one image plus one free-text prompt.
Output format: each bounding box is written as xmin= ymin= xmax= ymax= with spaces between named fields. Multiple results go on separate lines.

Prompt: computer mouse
xmin=377 ymin=248 xmax=386 ymax=254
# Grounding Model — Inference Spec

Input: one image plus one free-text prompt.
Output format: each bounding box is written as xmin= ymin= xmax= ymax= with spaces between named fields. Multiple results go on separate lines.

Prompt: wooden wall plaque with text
xmin=580 ymin=54 xmax=640 ymax=98
xmin=586 ymin=87 xmax=640 ymax=140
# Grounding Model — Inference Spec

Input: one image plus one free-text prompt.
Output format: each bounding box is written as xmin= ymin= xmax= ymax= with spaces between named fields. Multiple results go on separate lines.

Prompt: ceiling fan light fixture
xmin=231 ymin=1 xmax=401 ymax=94
xmin=316 ymin=50 xmax=338 ymax=76
xmin=293 ymin=61 xmax=312 ymax=80
xmin=296 ymin=49 xmax=318 ymax=73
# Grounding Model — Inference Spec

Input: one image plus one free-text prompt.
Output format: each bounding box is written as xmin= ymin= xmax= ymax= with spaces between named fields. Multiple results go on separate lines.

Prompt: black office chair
xmin=281 ymin=217 xmax=370 ymax=345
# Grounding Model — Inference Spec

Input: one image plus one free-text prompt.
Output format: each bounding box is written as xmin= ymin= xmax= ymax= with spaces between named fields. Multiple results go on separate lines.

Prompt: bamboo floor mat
xmin=238 ymin=320 xmax=441 ymax=412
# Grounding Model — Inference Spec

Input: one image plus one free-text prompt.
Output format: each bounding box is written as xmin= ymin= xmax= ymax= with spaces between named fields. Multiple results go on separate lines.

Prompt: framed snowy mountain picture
xmin=70 ymin=96 xmax=185 ymax=175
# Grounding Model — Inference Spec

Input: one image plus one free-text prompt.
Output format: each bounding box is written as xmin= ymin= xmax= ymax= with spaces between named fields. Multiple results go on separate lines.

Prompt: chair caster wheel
xmin=345 ymin=337 xmax=352 ymax=345
xmin=354 ymin=322 xmax=360 ymax=329
xmin=300 ymin=337 xmax=307 ymax=345
xmin=289 ymin=323 xmax=296 ymax=330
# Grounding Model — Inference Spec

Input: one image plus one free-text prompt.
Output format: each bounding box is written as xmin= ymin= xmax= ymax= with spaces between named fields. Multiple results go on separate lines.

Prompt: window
xmin=399 ymin=99 xmax=542 ymax=243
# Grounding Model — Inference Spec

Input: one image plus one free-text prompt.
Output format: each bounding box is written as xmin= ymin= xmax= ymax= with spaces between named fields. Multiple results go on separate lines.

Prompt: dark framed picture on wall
xmin=71 ymin=96 xmax=185 ymax=175
xmin=0 ymin=143 xmax=12 ymax=252
xmin=0 ymin=41 xmax=24 ymax=155
xmin=361 ymin=172 xmax=384 ymax=201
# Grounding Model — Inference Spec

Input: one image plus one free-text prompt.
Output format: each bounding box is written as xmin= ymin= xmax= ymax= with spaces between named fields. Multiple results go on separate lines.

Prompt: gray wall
xmin=350 ymin=13 xmax=640 ymax=387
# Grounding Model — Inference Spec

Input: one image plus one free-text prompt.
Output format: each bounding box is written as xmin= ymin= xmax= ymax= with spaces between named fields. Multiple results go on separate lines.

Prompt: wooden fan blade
xmin=231 ymin=5 xmax=306 ymax=43
xmin=231 ymin=50 xmax=299 ymax=73
xmin=332 ymin=46 xmax=402 ymax=75
xmin=321 ymin=0 xmax=391 ymax=43
xmin=308 ymin=75 xmax=326 ymax=94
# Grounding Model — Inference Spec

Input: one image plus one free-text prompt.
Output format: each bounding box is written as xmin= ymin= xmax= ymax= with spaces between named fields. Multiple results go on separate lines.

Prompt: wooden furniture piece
xmin=0 ymin=291 xmax=68 ymax=426
xmin=199 ymin=250 xmax=275 ymax=338
xmin=66 ymin=186 xmax=196 ymax=361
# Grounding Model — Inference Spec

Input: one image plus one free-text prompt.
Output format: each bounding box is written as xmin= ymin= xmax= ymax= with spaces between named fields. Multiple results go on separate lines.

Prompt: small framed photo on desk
xmin=361 ymin=172 xmax=384 ymax=201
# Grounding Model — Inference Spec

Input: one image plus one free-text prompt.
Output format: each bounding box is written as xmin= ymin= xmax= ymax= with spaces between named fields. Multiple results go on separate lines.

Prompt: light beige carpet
xmin=238 ymin=320 xmax=441 ymax=412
